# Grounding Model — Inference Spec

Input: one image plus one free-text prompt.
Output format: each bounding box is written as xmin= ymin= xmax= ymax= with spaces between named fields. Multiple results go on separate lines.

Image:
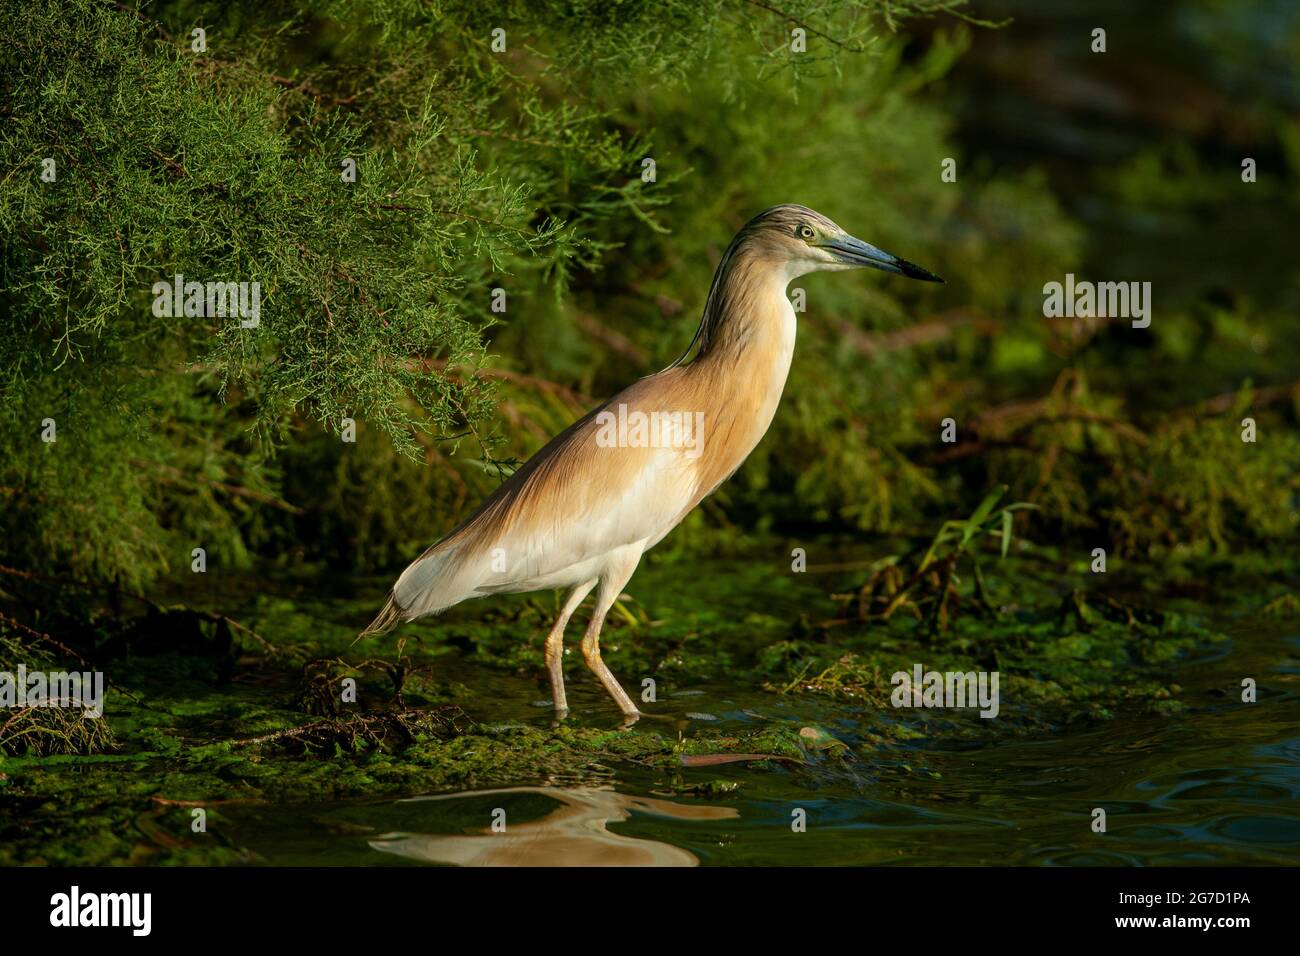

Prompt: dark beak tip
xmin=899 ymin=259 xmax=944 ymax=283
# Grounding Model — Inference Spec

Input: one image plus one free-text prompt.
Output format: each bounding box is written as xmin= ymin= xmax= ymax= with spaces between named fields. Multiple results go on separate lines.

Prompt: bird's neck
xmin=692 ymin=251 xmax=799 ymax=380
xmin=685 ymin=252 xmax=799 ymax=459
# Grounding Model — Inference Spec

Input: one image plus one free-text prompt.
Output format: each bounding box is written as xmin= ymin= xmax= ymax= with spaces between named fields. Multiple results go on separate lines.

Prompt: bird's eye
xmin=798 ymin=225 xmax=815 ymax=240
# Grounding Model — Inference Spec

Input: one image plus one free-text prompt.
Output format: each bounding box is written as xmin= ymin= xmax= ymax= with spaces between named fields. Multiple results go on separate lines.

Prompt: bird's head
xmin=739 ymin=203 xmax=944 ymax=283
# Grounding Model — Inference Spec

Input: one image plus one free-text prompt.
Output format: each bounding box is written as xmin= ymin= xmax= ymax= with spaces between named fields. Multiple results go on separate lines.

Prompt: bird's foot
xmin=624 ymin=709 xmax=679 ymax=727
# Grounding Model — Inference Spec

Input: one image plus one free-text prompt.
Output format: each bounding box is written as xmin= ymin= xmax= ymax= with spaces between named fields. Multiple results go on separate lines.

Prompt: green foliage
xmin=0 ymin=0 xmax=990 ymax=585
xmin=1105 ymin=407 xmax=1300 ymax=557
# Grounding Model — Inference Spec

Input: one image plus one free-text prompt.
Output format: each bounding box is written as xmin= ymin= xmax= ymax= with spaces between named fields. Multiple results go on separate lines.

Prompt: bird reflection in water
xmin=369 ymin=786 xmax=738 ymax=866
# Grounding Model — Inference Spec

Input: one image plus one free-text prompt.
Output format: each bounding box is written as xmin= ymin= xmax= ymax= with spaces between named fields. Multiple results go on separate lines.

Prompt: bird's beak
xmin=824 ymin=234 xmax=944 ymax=283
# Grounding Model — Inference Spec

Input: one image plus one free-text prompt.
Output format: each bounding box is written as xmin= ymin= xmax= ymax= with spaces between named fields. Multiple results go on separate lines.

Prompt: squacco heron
xmin=363 ymin=204 xmax=942 ymax=720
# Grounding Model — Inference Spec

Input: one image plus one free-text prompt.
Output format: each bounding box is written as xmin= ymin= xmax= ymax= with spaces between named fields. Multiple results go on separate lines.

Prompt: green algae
xmin=764 ymin=600 xmax=1222 ymax=725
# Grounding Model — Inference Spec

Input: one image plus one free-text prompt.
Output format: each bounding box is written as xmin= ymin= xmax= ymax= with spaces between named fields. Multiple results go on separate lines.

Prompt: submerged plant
xmin=832 ymin=486 xmax=1035 ymax=633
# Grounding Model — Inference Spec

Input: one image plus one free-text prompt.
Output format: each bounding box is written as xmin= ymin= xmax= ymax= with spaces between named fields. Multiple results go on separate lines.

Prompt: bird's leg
xmin=581 ymin=614 xmax=640 ymax=719
xmin=545 ymin=580 xmax=596 ymax=718
xmin=580 ymin=557 xmax=643 ymax=721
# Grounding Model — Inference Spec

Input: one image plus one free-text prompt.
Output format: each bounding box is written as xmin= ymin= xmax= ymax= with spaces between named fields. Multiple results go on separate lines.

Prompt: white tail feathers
xmin=390 ymin=541 xmax=469 ymax=617
xmin=359 ymin=532 xmax=480 ymax=641
xmin=359 ymin=594 xmax=405 ymax=638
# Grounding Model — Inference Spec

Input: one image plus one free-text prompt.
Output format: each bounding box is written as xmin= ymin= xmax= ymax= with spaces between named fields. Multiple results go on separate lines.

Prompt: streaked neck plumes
xmin=685 ymin=250 xmax=796 ymax=369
